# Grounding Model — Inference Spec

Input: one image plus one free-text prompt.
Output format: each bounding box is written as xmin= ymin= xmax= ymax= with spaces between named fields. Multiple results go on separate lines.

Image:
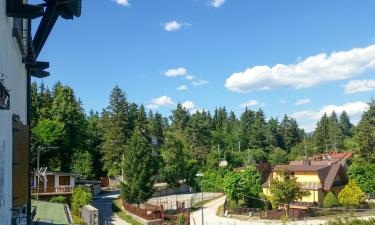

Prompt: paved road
xmin=91 ymin=191 xmax=130 ymax=225
xmin=190 ymin=196 xmax=331 ymax=225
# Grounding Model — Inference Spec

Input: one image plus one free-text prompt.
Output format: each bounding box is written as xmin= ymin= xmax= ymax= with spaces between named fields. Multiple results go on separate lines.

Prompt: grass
xmin=32 ymin=200 xmax=69 ymax=225
xmin=112 ymin=199 xmax=143 ymax=225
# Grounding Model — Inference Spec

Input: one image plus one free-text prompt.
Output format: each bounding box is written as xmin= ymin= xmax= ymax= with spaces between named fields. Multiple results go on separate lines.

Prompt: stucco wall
xmin=0 ymin=0 xmax=28 ymax=224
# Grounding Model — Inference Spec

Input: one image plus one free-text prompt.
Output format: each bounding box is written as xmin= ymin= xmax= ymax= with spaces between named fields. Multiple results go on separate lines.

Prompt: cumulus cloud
xmin=210 ymin=0 xmax=225 ymax=8
xmin=193 ymin=80 xmax=209 ymax=86
xmin=240 ymin=100 xmax=259 ymax=108
xmin=114 ymin=0 xmax=129 ymax=6
xmin=291 ymin=101 xmax=369 ymax=132
xmin=295 ymin=98 xmax=311 ymax=106
xmin=147 ymin=96 xmax=175 ymax=109
xmin=182 ymin=101 xmax=195 ymax=110
xmin=165 ymin=67 xmax=187 ymax=77
xmin=177 ymin=85 xmax=188 ymax=91
xmin=186 ymin=75 xmax=195 ymax=81
xmin=344 ymin=79 xmax=375 ymax=94
xmin=163 ymin=21 xmax=190 ymax=32
xmin=225 ymin=44 xmax=375 ymax=93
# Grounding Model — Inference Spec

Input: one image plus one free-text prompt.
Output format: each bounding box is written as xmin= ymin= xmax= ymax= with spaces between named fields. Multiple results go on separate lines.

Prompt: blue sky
xmin=34 ymin=0 xmax=375 ymax=131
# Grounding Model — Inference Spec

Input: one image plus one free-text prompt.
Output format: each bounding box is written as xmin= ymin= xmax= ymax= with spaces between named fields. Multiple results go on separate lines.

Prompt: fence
xmin=260 ymin=208 xmax=310 ymax=220
xmin=31 ymin=186 xmax=73 ymax=195
xmin=122 ymin=199 xmax=163 ymax=221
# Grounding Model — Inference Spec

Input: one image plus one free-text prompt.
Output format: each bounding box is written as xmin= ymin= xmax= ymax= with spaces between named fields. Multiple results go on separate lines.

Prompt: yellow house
xmin=262 ymin=162 xmax=348 ymax=207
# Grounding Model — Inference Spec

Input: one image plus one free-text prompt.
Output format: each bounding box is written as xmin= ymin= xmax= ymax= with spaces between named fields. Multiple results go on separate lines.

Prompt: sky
xmin=33 ymin=0 xmax=375 ymax=132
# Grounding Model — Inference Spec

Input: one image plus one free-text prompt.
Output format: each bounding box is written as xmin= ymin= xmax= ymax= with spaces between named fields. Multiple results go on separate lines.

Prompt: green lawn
xmin=32 ymin=200 xmax=70 ymax=225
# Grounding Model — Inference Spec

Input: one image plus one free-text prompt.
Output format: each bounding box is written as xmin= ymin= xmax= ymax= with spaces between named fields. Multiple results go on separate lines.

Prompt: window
xmin=59 ymin=176 xmax=70 ymax=186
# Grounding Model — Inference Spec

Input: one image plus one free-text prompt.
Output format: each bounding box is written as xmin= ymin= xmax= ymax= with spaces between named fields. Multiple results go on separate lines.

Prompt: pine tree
xmin=120 ymin=127 xmax=158 ymax=204
xmin=314 ymin=113 xmax=330 ymax=152
xmin=170 ymin=103 xmax=190 ymax=133
xmin=266 ymin=117 xmax=282 ymax=149
xmin=239 ymin=108 xmax=255 ymax=150
xmin=280 ymin=115 xmax=303 ymax=152
xmin=101 ymin=86 xmax=130 ymax=176
xmin=249 ymin=109 xmax=267 ymax=149
xmin=355 ymin=99 xmax=375 ymax=162
xmin=339 ymin=111 xmax=352 ymax=137
xmin=328 ymin=111 xmax=344 ymax=150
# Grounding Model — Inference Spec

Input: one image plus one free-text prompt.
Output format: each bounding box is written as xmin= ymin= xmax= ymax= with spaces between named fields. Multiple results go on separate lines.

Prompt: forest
xmin=30 ymin=82 xmax=375 ymax=203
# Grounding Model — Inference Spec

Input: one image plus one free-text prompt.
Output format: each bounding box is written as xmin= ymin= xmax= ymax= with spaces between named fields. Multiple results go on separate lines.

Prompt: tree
xmin=71 ymin=186 xmax=92 ymax=216
xmin=355 ymin=99 xmax=375 ymax=162
xmin=269 ymin=170 xmax=309 ymax=217
xmin=328 ymin=111 xmax=344 ymax=150
xmin=244 ymin=148 xmax=267 ymax=165
xmin=33 ymin=119 xmax=65 ymax=145
xmin=314 ymin=113 xmax=330 ymax=152
xmin=269 ymin=148 xmax=288 ymax=165
xmin=266 ymin=117 xmax=283 ymax=149
xmin=338 ymin=180 xmax=365 ymax=208
xmin=239 ymin=108 xmax=255 ymax=150
xmin=323 ymin=192 xmax=340 ymax=208
xmin=223 ymin=166 xmax=262 ymax=207
xmin=160 ymin=133 xmax=186 ymax=187
xmin=348 ymin=163 xmax=375 ymax=193
xmin=280 ymin=115 xmax=303 ymax=152
xmin=187 ymin=110 xmax=211 ymax=162
xmin=120 ymin=127 xmax=158 ymax=205
xmin=339 ymin=111 xmax=352 ymax=137
xmin=71 ymin=150 xmax=94 ymax=179
xmin=101 ymin=86 xmax=130 ymax=176
xmin=249 ymin=109 xmax=267 ymax=149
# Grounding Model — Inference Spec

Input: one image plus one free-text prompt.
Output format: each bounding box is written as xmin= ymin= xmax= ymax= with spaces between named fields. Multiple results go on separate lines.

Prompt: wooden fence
xmin=122 ymin=200 xmax=163 ymax=221
xmin=260 ymin=208 xmax=310 ymax=220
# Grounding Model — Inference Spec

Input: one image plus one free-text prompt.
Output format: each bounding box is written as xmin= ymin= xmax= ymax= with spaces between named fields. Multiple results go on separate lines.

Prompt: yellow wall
xmin=264 ymin=171 xmax=326 ymax=206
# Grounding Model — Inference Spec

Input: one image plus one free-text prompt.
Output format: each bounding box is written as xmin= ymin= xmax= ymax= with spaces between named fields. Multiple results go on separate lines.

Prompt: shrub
xmin=323 ymin=192 xmax=339 ymax=208
xmin=71 ymin=186 xmax=93 ymax=216
xmin=50 ymin=196 xmax=67 ymax=204
xmin=338 ymin=181 xmax=365 ymax=208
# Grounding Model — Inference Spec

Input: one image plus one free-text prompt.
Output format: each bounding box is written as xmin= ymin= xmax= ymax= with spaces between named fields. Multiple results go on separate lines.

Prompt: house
xmin=262 ymin=153 xmax=351 ymax=207
xmin=31 ymin=172 xmax=79 ymax=197
xmin=0 ymin=1 xmax=80 ymax=224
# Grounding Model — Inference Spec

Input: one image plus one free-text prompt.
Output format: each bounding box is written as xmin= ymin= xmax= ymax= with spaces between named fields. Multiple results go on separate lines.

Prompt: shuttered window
xmin=59 ymin=176 xmax=70 ymax=186
xmin=12 ymin=116 xmax=29 ymax=208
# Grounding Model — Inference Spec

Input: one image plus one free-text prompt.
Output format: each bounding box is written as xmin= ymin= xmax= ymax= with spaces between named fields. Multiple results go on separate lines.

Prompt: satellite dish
xmin=219 ymin=160 xmax=228 ymax=167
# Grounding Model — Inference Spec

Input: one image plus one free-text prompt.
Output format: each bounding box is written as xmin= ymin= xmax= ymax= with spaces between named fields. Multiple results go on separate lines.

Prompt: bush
xmin=338 ymin=181 xmax=365 ymax=208
xmin=71 ymin=186 xmax=93 ymax=216
xmin=50 ymin=196 xmax=67 ymax=204
xmin=326 ymin=218 xmax=375 ymax=225
xmin=323 ymin=192 xmax=339 ymax=208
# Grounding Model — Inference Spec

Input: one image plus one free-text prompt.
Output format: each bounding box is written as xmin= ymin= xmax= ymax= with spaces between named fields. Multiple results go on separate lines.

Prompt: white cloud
xmin=114 ymin=0 xmax=129 ymax=6
xmin=225 ymin=44 xmax=375 ymax=93
xmin=210 ymin=0 xmax=225 ymax=8
xmin=182 ymin=101 xmax=195 ymax=110
xmin=344 ymin=79 xmax=375 ymax=94
xmin=146 ymin=96 xmax=175 ymax=109
xmin=240 ymin=100 xmax=259 ymax=108
xmin=291 ymin=101 xmax=369 ymax=132
xmin=193 ymin=80 xmax=209 ymax=86
xmin=177 ymin=85 xmax=188 ymax=91
xmin=295 ymin=98 xmax=311 ymax=106
xmin=163 ymin=21 xmax=190 ymax=32
xmin=165 ymin=67 xmax=188 ymax=77
xmin=186 ymin=75 xmax=195 ymax=81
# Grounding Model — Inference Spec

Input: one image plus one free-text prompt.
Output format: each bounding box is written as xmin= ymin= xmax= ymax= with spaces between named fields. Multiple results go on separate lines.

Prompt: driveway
xmin=91 ymin=190 xmax=130 ymax=225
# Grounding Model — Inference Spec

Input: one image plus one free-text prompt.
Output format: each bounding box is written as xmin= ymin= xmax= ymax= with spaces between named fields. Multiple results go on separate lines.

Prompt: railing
xmin=31 ymin=186 xmax=74 ymax=195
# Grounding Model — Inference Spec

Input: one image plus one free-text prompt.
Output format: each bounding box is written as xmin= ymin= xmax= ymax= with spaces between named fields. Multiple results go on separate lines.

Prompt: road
xmin=91 ymin=190 xmax=130 ymax=225
xmin=190 ymin=196 xmax=332 ymax=225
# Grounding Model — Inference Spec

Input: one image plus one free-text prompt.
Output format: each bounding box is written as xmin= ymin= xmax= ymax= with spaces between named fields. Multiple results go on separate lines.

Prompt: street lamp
xmin=36 ymin=146 xmax=59 ymax=200
xmin=196 ymin=173 xmax=204 ymax=225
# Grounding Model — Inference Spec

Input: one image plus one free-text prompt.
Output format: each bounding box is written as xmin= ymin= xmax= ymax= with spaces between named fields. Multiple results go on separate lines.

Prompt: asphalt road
xmin=91 ymin=191 xmax=130 ymax=225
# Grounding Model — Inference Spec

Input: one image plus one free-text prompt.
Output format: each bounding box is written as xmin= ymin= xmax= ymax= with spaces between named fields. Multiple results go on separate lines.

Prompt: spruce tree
xmin=339 ymin=111 xmax=352 ymax=137
xmin=328 ymin=111 xmax=344 ymax=150
xmin=314 ymin=113 xmax=330 ymax=152
xmin=355 ymin=99 xmax=375 ymax=162
xmin=120 ymin=126 xmax=158 ymax=205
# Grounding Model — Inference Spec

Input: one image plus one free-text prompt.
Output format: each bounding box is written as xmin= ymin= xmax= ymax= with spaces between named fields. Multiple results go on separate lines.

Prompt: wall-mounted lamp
xmin=0 ymin=74 xmax=10 ymax=110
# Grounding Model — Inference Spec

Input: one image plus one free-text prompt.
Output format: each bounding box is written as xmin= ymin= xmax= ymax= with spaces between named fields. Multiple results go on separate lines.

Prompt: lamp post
xmin=36 ymin=146 xmax=59 ymax=200
xmin=196 ymin=173 xmax=204 ymax=225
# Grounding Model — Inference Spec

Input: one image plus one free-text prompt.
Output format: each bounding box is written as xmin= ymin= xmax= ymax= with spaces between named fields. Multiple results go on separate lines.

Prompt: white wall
xmin=0 ymin=0 xmax=28 ymax=224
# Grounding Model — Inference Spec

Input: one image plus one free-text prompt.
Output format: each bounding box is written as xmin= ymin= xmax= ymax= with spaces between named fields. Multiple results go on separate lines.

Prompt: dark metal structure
xmin=0 ymin=75 xmax=10 ymax=110
xmin=6 ymin=1 xmax=81 ymax=224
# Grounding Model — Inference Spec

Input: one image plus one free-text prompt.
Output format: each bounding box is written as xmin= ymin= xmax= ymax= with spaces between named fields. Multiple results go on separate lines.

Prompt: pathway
xmin=92 ymin=190 xmax=130 ymax=225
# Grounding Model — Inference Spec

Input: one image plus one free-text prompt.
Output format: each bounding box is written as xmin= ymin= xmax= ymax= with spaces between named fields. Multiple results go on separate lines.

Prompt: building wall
xmin=0 ymin=1 xmax=28 ymax=224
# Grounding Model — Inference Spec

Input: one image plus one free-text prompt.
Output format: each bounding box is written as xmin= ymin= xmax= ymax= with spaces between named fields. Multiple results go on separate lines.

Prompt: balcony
xmin=31 ymin=186 xmax=74 ymax=196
